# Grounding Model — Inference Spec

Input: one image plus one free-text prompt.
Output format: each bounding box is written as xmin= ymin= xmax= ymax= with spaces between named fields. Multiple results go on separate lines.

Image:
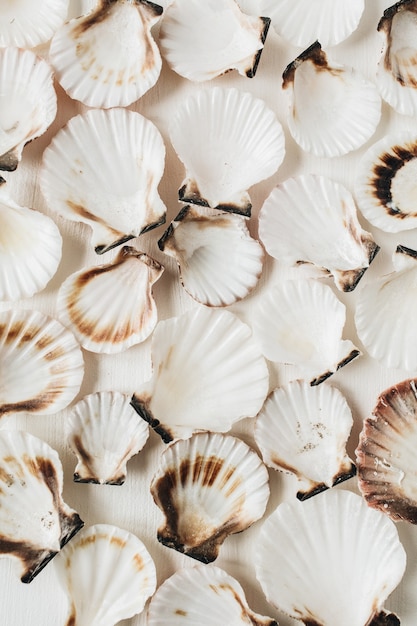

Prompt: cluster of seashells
xmin=3 ymin=0 xmax=417 ymax=625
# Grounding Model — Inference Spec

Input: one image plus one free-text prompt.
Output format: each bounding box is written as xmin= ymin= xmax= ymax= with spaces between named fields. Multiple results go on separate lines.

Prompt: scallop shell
xmin=0 ymin=179 xmax=62 ymax=301
xmin=159 ymin=0 xmax=270 ymax=82
xmin=258 ymin=174 xmax=379 ymax=292
xmin=40 ymin=107 xmax=166 ymax=254
xmin=169 ymin=87 xmax=285 ymax=216
xmin=49 ymin=0 xmax=163 ymax=108
xmin=0 ymin=430 xmax=84 ymax=583
xmin=150 ymin=432 xmax=269 ymax=562
xmin=0 ymin=309 xmax=84 ymax=418
xmin=251 ymin=279 xmax=360 ymax=385
xmin=57 ymin=246 xmax=163 ymax=354
xmin=282 ymin=42 xmax=381 ymax=158
xmin=54 ymin=524 xmax=156 ymax=626
xmin=255 ymin=380 xmax=356 ymax=500
xmin=158 ymin=205 xmax=264 ymax=306
xmin=0 ymin=47 xmax=57 ymax=171
xmin=131 ymin=307 xmax=269 ymax=442
xmin=147 ymin=564 xmax=277 ymax=626
xmin=0 ymin=0 xmax=68 ymax=48
xmin=255 ymin=489 xmax=406 ymax=626
xmin=67 ymin=391 xmax=149 ymax=485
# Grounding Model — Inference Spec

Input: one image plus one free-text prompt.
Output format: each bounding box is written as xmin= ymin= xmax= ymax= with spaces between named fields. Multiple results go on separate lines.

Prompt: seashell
xmin=282 ymin=42 xmax=381 ymax=158
xmin=131 ymin=307 xmax=269 ymax=442
xmin=258 ymin=174 xmax=379 ymax=292
xmin=158 ymin=205 xmax=264 ymax=306
xmin=254 ymin=380 xmax=356 ymax=500
xmin=0 ymin=47 xmax=57 ymax=171
xmin=0 ymin=178 xmax=62 ymax=301
xmin=150 ymin=432 xmax=269 ymax=562
xmin=67 ymin=391 xmax=150 ymax=485
xmin=255 ymin=489 xmax=406 ymax=626
xmin=159 ymin=0 xmax=270 ymax=82
xmin=0 ymin=0 xmax=69 ymax=48
xmin=40 ymin=107 xmax=166 ymax=254
xmin=251 ymin=279 xmax=360 ymax=385
xmin=54 ymin=523 xmax=156 ymax=626
xmin=57 ymin=246 xmax=163 ymax=354
xmin=49 ymin=0 xmax=163 ymax=108
xmin=0 ymin=309 xmax=84 ymax=418
xmin=169 ymin=87 xmax=285 ymax=216
xmin=0 ymin=430 xmax=84 ymax=583
xmin=147 ymin=564 xmax=277 ymax=626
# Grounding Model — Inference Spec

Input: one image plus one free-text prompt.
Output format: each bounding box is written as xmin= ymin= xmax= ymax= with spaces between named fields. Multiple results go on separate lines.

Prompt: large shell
xmin=147 ymin=564 xmax=277 ymax=626
xmin=282 ymin=42 xmax=381 ymax=158
xmin=255 ymin=489 xmax=406 ymax=626
xmin=258 ymin=174 xmax=379 ymax=292
xmin=0 ymin=309 xmax=84 ymax=418
xmin=0 ymin=47 xmax=57 ymax=171
xmin=40 ymin=107 xmax=166 ymax=254
xmin=159 ymin=0 xmax=269 ymax=81
xmin=0 ymin=430 xmax=83 ymax=583
xmin=169 ymin=87 xmax=285 ymax=216
xmin=57 ymin=246 xmax=163 ymax=354
xmin=255 ymin=380 xmax=355 ymax=500
xmin=67 ymin=391 xmax=149 ymax=485
xmin=150 ymin=432 xmax=269 ymax=562
xmin=49 ymin=0 xmax=163 ymax=108
xmin=0 ymin=179 xmax=62 ymax=301
xmin=0 ymin=0 xmax=69 ymax=48
xmin=158 ymin=205 xmax=264 ymax=306
xmin=131 ymin=307 xmax=269 ymax=442
xmin=54 ymin=524 xmax=156 ymax=626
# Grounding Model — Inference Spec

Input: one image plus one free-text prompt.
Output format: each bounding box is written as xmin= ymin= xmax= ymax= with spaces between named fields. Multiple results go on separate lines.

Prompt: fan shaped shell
xmin=0 ymin=0 xmax=69 ymax=48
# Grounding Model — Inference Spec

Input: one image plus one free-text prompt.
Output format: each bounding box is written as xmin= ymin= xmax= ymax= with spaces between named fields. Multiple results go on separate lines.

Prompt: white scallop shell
xmin=0 ymin=179 xmax=62 ymax=301
xmin=0 ymin=47 xmax=57 ymax=171
xmin=255 ymin=489 xmax=406 ymax=626
xmin=54 ymin=524 xmax=156 ymax=626
xmin=282 ymin=42 xmax=381 ymax=158
xmin=147 ymin=564 xmax=277 ymax=626
xmin=159 ymin=0 xmax=269 ymax=82
xmin=67 ymin=391 xmax=149 ymax=485
xmin=40 ymin=108 xmax=166 ymax=254
xmin=258 ymin=175 xmax=379 ymax=292
xmin=0 ymin=0 xmax=69 ymax=48
xmin=158 ymin=205 xmax=264 ymax=306
xmin=255 ymin=381 xmax=355 ymax=500
xmin=251 ymin=279 xmax=360 ymax=385
xmin=0 ymin=430 xmax=84 ymax=583
xmin=150 ymin=432 xmax=269 ymax=562
xmin=49 ymin=0 xmax=163 ymax=108
xmin=57 ymin=246 xmax=163 ymax=354
xmin=0 ymin=309 xmax=84 ymax=418
xmin=170 ymin=87 xmax=285 ymax=216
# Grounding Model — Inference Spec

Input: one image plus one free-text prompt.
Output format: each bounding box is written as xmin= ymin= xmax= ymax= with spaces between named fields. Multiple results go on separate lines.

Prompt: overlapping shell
xmin=150 ymin=432 xmax=270 ymax=562
xmin=0 ymin=0 xmax=69 ymax=48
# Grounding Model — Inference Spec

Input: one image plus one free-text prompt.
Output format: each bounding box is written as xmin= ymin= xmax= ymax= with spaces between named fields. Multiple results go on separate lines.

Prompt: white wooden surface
xmin=2 ymin=1 xmax=417 ymax=624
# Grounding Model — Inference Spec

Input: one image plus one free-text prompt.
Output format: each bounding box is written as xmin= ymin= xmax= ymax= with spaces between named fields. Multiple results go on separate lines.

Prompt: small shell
xmin=251 ymin=279 xmax=360 ymax=385
xmin=255 ymin=380 xmax=355 ymax=500
xmin=67 ymin=391 xmax=149 ymax=485
xmin=258 ymin=174 xmax=379 ymax=292
xmin=40 ymin=107 xmax=166 ymax=254
xmin=170 ymin=87 xmax=285 ymax=216
xmin=54 ymin=524 xmax=156 ymax=626
xmin=282 ymin=42 xmax=381 ymax=158
xmin=0 ymin=0 xmax=69 ymax=48
xmin=0 ymin=47 xmax=57 ymax=171
xmin=147 ymin=564 xmax=277 ymax=626
xmin=131 ymin=307 xmax=269 ymax=442
xmin=150 ymin=432 xmax=269 ymax=562
xmin=0 ymin=179 xmax=62 ymax=301
xmin=158 ymin=205 xmax=264 ymax=306
xmin=0 ymin=430 xmax=84 ymax=583
xmin=49 ymin=0 xmax=163 ymax=108
xmin=57 ymin=246 xmax=163 ymax=354
xmin=255 ymin=489 xmax=406 ymax=626
xmin=0 ymin=309 xmax=84 ymax=418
